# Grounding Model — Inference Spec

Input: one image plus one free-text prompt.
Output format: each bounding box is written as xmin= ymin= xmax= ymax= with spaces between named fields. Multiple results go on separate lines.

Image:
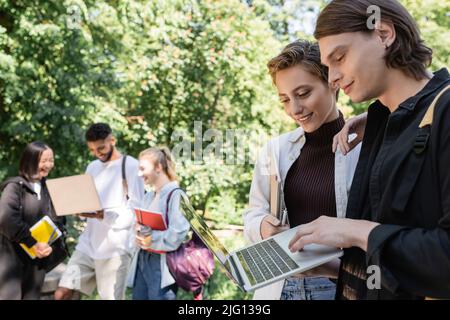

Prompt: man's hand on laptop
xmin=288 ymin=216 xmax=380 ymax=252
xmin=260 ymin=215 xmax=289 ymax=239
xmin=78 ymin=210 xmax=104 ymax=220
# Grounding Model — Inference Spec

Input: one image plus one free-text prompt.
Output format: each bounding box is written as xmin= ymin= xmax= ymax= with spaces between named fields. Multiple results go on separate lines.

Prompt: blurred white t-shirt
xmin=76 ymin=155 xmax=145 ymax=260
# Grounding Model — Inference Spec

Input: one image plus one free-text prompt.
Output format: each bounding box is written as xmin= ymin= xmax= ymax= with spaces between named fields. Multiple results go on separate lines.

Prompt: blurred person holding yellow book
xmin=19 ymin=215 xmax=62 ymax=259
xmin=0 ymin=141 xmax=65 ymax=299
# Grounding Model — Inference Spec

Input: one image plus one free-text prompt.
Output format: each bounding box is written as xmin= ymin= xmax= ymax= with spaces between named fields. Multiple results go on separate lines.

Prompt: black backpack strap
xmin=413 ymin=127 xmax=431 ymax=155
xmin=392 ymin=84 xmax=450 ymax=213
xmin=414 ymin=84 xmax=450 ymax=154
xmin=121 ymin=154 xmax=129 ymax=200
xmin=165 ymin=187 xmax=184 ymax=227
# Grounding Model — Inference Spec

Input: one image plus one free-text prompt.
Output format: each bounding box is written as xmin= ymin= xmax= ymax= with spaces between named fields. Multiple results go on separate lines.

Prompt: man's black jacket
xmin=336 ymin=68 xmax=450 ymax=300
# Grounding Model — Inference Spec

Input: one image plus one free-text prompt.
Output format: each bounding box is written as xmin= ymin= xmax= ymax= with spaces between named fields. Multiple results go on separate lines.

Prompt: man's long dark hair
xmin=314 ymin=0 xmax=433 ymax=80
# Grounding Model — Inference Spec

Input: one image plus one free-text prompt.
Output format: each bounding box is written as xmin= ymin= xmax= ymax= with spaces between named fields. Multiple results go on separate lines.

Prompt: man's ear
xmin=110 ymin=135 xmax=117 ymax=146
xmin=374 ymin=21 xmax=396 ymax=48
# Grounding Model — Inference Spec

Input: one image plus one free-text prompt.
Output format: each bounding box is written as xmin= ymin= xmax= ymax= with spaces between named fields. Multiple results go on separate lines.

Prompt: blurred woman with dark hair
xmin=0 ymin=141 xmax=62 ymax=299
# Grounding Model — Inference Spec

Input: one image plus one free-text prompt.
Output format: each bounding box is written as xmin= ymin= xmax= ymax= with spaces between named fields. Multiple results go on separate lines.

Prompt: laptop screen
xmin=179 ymin=195 xmax=230 ymax=264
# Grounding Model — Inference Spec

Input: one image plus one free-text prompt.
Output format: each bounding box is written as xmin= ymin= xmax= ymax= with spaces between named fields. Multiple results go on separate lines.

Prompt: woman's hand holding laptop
xmin=260 ymin=215 xmax=289 ymax=239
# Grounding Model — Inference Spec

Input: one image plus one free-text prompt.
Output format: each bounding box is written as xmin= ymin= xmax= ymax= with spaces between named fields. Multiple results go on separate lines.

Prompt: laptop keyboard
xmin=236 ymin=238 xmax=299 ymax=285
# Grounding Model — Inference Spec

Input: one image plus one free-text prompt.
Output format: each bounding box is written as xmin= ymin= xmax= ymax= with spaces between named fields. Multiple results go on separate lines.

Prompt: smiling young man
xmin=288 ymin=0 xmax=450 ymax=299
xmin=55 ymin=123 xmax=145 ymax=300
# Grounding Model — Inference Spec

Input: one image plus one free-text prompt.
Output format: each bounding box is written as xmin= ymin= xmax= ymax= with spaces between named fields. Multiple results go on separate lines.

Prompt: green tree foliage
xmin=0 ymin=0 xmax=448 ymax=299
xmin=1 ymin=1 xmax=289 ymax=299
xmin=3 ymin=0 xmax=445 ymax=209
xmin=0 ymin=0 xmax=289 ymax=211
xmin=0 ymin=0 xmax=126 ymax=179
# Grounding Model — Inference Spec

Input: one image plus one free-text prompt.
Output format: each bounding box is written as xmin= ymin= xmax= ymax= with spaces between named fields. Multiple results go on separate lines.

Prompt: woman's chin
xmin=39 ymin=172 xmax=49 ymax=179
xmin=299 ymin=123 xmax=319 ymax=133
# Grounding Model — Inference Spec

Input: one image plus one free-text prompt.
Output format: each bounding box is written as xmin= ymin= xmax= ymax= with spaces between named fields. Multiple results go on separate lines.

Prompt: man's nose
xmin=329 ymin=67 xmax=342 ymax=88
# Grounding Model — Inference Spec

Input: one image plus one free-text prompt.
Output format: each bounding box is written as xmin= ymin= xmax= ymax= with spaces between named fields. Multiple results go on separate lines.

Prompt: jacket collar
xmin=287 ymin=127 xmax=305 ymax=143
xmin=398 ymin=68 xmax=450 ymax=112
xmin=159 ymin=181 xmax=180 ymax=196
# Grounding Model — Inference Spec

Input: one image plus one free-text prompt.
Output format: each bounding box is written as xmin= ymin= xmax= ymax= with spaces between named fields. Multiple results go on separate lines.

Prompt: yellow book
xmin=20 ymin=216 xmax=62 ymax=259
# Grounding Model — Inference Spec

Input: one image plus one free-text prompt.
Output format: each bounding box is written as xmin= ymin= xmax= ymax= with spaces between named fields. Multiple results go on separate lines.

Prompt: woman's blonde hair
xmin=139 ymin=146 xmax=178 ymax=181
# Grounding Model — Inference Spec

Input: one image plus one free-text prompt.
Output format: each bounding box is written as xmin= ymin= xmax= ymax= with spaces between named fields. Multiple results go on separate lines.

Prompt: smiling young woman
xmin=243 ymin=40 xmax=362 ymax=300
xmin=0 ymin=141 xmax=65 ymax=299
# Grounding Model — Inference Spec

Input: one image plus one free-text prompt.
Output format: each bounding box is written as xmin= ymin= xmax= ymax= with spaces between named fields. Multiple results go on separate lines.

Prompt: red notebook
xmin=134 ymin=208 xmax=167 ymax=231
xmin=134 ymin=208 xmax=167 ymax=254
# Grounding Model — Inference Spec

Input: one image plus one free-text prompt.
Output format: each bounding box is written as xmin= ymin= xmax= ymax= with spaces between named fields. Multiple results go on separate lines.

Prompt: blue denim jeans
xmin=280 ymin=277 xmax=336 ymax=300
xmin=132 ymin=250 xmax=178 ymax=300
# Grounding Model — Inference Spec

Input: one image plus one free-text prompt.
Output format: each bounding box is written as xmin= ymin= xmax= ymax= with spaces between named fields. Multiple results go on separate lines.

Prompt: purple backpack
xmin=165 ymin=188 xmax=215 ymax=299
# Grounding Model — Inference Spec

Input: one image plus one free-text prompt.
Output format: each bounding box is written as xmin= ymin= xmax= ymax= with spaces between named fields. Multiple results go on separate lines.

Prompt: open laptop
xmin=179 ymin=195 xmax=343 ymax=292
xmin=46 ymin=174 xmax=103 ymax=216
